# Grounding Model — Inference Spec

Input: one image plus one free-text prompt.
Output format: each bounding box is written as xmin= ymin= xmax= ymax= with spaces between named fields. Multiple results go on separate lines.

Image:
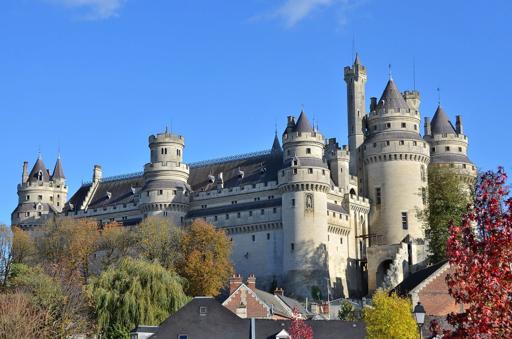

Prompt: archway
xmin=376 ymin=259 xmax=393 ymax=288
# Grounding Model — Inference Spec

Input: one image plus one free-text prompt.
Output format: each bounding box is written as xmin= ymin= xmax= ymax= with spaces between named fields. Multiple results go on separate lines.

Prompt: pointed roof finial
xmin=388 ymin=64 xmax=393 ymax=80
xmin=300 ymin=103 xmax=304 ymax=113
xmin=165 ymin=125 xmax=169 ymax=134
xmin=437 ymin=87 xmax=441 ymax=105
xmin=354 ymin=52 xmax=361 ymax=66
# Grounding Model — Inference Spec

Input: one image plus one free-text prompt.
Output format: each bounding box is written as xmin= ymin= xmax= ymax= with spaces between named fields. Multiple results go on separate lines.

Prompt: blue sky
xmin=1 ymin=0 xmax=511 ymax=225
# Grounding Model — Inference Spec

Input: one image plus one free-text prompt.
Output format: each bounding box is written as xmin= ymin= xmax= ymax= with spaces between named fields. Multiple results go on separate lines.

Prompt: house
xmin=393 ymin=261 xmax=463 ymax=316
xmin=146 ymin=297 xmax=365 ymax=339
xmin=222 ymin=274 xmax=310 ymax=320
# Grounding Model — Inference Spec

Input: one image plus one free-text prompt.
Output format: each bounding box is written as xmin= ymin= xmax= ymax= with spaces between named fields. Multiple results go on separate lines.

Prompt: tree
xmin=34 ymin=217 xmax=100 ymax=281
xmin=418 ymin=167 xmax=472 ymax=263
xmin=11 ymin=227 xmax=35 ymax=265
xmin=133 ymin=216 xmax=182 ymax=269
xmin=87 ymin=257 xmax=189 ymax=338
xmin=177 ymin=219 xmax=233 ymax=297
xmin=338 ymin=300 xmax=362 ymax=321
xmin=364 ymin=290 xmax=418 ymax=339
xmin=0 ymin=225 xmax=13 ymax=288
xmin=0 ymin=292 xmax=44 ymax=339
xmin=97 ymin=221 xmax=134 ymax=269
xmin=445 ymin=167 xmax=512 ymax=337
xmin=7 ymin=263 xmax=94 ymax=338
xmin=288 ymin=308 xmax=314 ymax=339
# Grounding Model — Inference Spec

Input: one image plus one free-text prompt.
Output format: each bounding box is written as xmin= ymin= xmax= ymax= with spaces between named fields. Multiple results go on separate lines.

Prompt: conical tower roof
xmin=52 ymin=157 xmax=65 ymax=180
xmin=431 ymin=105 xmax=456 ymax=134
xmin=294 ymin=111 xmax=314 ymax=133
xmin=377 ymin=80 xmax=410 ymax=110
xmin=28 ymin=156 xmax=50 ymax=182
xmin=271 ymin=133 xmax=282 ymax=153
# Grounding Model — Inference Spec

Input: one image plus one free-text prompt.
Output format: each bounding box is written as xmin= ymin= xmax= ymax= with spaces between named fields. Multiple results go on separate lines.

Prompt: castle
xmin=12 ymin=55 xmax=476 ymax=298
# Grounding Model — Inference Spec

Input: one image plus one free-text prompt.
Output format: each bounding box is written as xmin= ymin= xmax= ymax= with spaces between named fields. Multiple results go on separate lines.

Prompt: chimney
xmin=22 ymin=161 xmax=28 ymax=183
xmin=93 ymin=165 xmax=102 ymax=183
xmin=229 ymin=274 xmax=243 ymax=294
xmin=273 ymin=287 xmax=284 ymax=297
xmin=424 ymin=117 xmax=431 ymax=136
xmin=370 ymin=97 xmax=377 ymax=111
xmin=287 ymin=116 xmax=296 ymax=128
xmin=456 ymin=115 xmax=463 ymax=134
xmin=246 ymin=274 xmax=256 ymax=290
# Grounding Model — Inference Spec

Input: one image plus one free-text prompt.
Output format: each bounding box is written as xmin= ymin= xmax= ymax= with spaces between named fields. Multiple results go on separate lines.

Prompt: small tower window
xmin=293 ymin=169 xmax=297 ymax=175
xmin=291 ymin=199 xmax=295 ymax=207
xmin=26 ymin=195 xmax=30 ymax=201
xmin=291 ymin=243 xmax=295 ymax=251
xmin=308 ymin=168 xmax=313 ymax=174
xmin=401 ymin=122 xmax=406 ymax=128
xmin=375 ymin=187 xmax=382 ymax=205
xmin=414 ymin=124 xmax=418 ymax=130
xmin=249 ymin=211 xmax=253 ymax=216
xmin=38 ymin=170 xmax=43 ymax=181
xmin=158 ymin=190 xmax=163 ymax=195
xmin=273 ymin=207 xmax=277 ymax=214
xmin=161 ymin=148 xmax=164 ymax=155
xmin=399 ymin=140 xmax=405 ymax=145
xmin=431 ymin=147 xmax=436 ymax=153
xmin=401 ymin=212 xmax=409 ymax=230
xmin=177 ymin=149 xmax=181 ymax=156
xmin=164 ymin=148 xmax=168 ymax=155
xmin=237 ymin=212 xmax=241 ymax=218
xmin=260 ymin=209 xmax=264 ymax=215
xmin=458 ymin=147 xmax=463 ymax=152
xmin=267 ymin=233 xmax=270 ymax=240
xmin=252 ymin=235 xmax=256 ymax=242
xmin=306 ymin=148 xmax=311 ymax=154
xmin=386 ymin=123 xmax=391 ymax=129
xmin=214 ymin=215 xmax=218 ymax=221
xmin=225 ymin=214 xmax=229 ymax=220
xmin=445 ymin=146 xmax=451 ymax=151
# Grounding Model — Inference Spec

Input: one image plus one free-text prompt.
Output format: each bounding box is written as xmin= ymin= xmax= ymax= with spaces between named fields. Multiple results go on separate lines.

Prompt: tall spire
xmin=52 ymin=157 xmax=65 ymax=180
xmin=271 ymin=131 xmax=282 ymax=154
xmin=354 ymin=52 xmax=361 ymax=66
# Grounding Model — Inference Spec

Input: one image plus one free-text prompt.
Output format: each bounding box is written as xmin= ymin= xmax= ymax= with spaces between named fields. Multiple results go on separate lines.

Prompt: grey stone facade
xmin=12 ymin=55 xmax=475 ymax=298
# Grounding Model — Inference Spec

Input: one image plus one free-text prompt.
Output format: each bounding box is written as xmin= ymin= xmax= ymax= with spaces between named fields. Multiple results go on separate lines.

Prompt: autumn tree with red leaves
xmin=445 ymin=167 xmax=512 ymax=337
xmin=288 ymin=308 xmax=314 ymax=339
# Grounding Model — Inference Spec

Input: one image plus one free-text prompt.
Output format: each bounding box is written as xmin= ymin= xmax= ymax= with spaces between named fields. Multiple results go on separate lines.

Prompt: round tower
xmin=278 ymin=111 xmax=332 ymax=298
xmin=139 ymin=129 xmax=190 ymax=226
xmin=363 ymin=79 xmax=429 ymax=246
xmin=424 ymin=106 xmax=477 ymax=181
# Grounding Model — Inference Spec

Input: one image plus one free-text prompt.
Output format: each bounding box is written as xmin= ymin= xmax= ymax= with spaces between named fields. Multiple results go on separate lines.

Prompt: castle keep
xmin=12 ymin=55 xmax=476 ymax=298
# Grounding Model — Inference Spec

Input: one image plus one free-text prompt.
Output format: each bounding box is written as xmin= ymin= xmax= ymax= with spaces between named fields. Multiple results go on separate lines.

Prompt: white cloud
xmin=49 ymin=0 xmax=126 ymax=19
xmin=269 ymin=0 xmax=362 ymax=28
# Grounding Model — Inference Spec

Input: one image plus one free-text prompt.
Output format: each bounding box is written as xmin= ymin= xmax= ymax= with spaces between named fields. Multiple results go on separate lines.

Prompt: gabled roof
xmin=392 ymin=260 xmax=448 ymax=297
xmin=294 ymin=111 xmax=314 ymax=133
xmin=431 ymin=105 xmax=456 ymax=135
xmin=28 ymin=157 xmax=50 ymax=182
xmin=52 ymin=157 xmax=65 ymax=180
xmin=377 ymin=80 xmax=410 ymax=111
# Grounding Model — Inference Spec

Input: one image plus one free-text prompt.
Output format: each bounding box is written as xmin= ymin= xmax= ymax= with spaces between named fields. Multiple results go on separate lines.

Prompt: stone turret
xmin=362 ymin=78 xmax=429 ymax=291
xmin=344 ymin=54 xmax=367 ymax=179
xmin=139 ymin=128 xmax=190 ymax=225
xmin=12 ymin=154 xmax=68 ymax=228
xmin=325 ymin=138 xmax=350 ymax=193
xmin=424 ymin=106 xmax=476 ymax=179
xmin=278 ymin=110 xmax=332 ymax=298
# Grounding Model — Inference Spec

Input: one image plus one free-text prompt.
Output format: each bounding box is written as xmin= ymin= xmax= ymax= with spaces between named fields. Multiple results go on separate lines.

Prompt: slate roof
xmin=188 ymin=198 xmax=281 ymax=218
xmin=365 ymin=130 xmax=424 ymax=143
xmin=327 ymin=202 xmax=347 ymax=214
xmin=293 ymin=111 xmax=314 ymax=133
xmin=431 ymin=106 xmax=456 ymax=135
xmin=377 ymin=80 xmax=410 ymax=111
xmin=252 ymin=289 xmax=294 ymax=318
xmin=28 ymin=157 xmax=50 ymax=182
xmin=149 ymin=297 xmax=366 ymax=339
xmin=392 ymin=261 xmax=448 ymax=297
xmin=52 ymin=157 xmax=65 ymax=179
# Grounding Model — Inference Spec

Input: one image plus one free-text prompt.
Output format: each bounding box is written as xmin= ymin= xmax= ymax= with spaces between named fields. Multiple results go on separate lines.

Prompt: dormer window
xmin=37 ymin=170 xmax=43 ymax=181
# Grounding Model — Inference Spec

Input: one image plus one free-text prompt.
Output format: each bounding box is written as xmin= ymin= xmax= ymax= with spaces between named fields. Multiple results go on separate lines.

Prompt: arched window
xmin=37 ymin=170 xmax=43 ymax=181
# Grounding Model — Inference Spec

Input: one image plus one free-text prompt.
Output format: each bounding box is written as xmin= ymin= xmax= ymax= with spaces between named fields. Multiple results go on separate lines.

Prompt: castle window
xmin=177 ymin=149 xmax=181 ymax=156
xmin=252 ymin=235 xmax=256 ymax=242
xmin=413 ymin=141 xmax=417 ymax=146
xmin=401 ymin=212 xmax=409 ymax=230
xmin=164 ymin=148 xmax=168 ymax=155
xmin=373 ymin=125 xmax=377 ymax=131
xmin=214 ymin=216 xmax=218 ymax=221
xmin=267 ymin=233 xmax=270 ymax=240
xmin=57 ymin=202 xmax=60 ymax=207
xmin=445 ymin=146 xmax=450 ymax=151
xmin=399 ymin=140 xmax=404 ymax=145
xmin=414 ymin=124 xmax=417 ymax=130
xmin=375 ymin=187 xmax=382 ymax=205
xmin=327 ymin=211 xmax=329 ymax=216
xmin=158 ymin=190 xmax=163 ymax=195
xmin=458 ymin=147 xmax=463 ymax=152
xmin=281 ymin=170 xmax=285 ymax=176
xmin=147 ymin=192 xmax=150 ymax=197
xmin=268 ymin=195 xmax=274 ymax=200
xmin=401 ymin=122 xmax=406 ymax=128
xmin=252 ymin=184 xmax=256 ymax=189
xmin=386 ymin=123 xmax=391 ymax=129
xmin=373 ymin=143 xmax=377 ymax=148
xmin=260 ymin=209 xmax=264 ymax=215
xmin=249 ymin=211 xmax=253 ymax=216
xmin=340 ymin=237 xmax=343 ymax=244
xmin=254 ymin=197 xmax=260 ymax=201
xmin=463 ymin=164 xmax=467 ymax=169
xmin=293 ymin=160 xmax=298 ymax=166
xmin=386 ymin=141 xmax=390 ymax=146
xmin=26 ymin=195 xmax=30 ymax=201
xmin=173 ymin=190 xmax=177 ymax=195
xmin=38 ymin=212 xmax=42 ymax=217
xmin=306 ymin=148 xmax=311 ymax=154
xmin=308 ymin=168 xmax=313 ymax=174
xmin=225 ymin=214 xmax=229 ymax=220
xmin=291 ymin=243 xmax=295 ymax=251
xmin=322 ymin=169 xmax=326 ymax=175
xmin=26 ymin=212 xmax=30 ymax=217
xmin=293 ymin=169 xmax=297 ymax=175
xmin=161 ymin=148 xmax=164 ymax=155
xmin=431 ymin=147 xmax=436 ymax=153
xmin=38 ymin=195 xmax=42 ymax=201
xmin=292 ymin=199 xmax=295 ymax=207
xmin=273 ymin=207 xmax=277 ymax=214
xmin=50 ymin=196 xmax=53 ymax=202
xmin=237 ymin=212 xmax=241 ymax=218
xmin=232 ymin=200 xmax=237 ymax=204
xmin=201 ymin=204 xmax=207 ymax=209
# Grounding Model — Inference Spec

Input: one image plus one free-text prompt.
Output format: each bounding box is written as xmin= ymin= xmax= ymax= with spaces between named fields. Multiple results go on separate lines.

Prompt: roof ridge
xmin=189 ymin=149 xmax=271 ymax=168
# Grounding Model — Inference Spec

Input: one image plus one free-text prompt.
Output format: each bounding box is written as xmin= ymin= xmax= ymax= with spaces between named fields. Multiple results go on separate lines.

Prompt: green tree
xmin=364 ymin=290 xmax=418 ymax=339
xmin=418 ymin=167 xmax=472 ymax=263
xmin=0 ymin=225 xmax=13 ymax=288
xmin=87 ymin=257 xmax=189 ymax=338
xmin=177 ymin=219 xmax=233 ymax=297
xmin=338 ymin=300 xmax=362 ymax=321
xmin=133 ymin=217 xmax=182 ymax=269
